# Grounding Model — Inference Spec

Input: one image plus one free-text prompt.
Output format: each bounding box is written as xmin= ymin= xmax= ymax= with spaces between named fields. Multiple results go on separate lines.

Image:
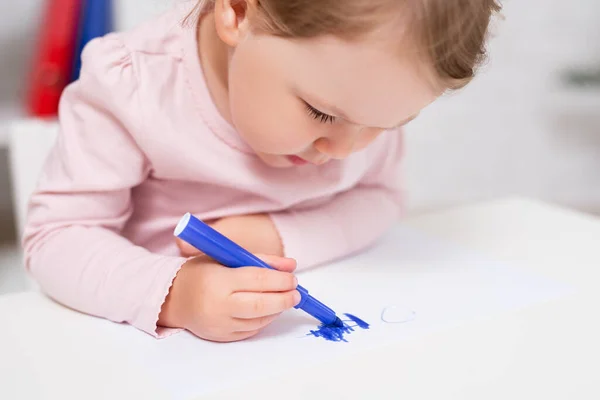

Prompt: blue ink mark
xmin=307 ymin=313 xmax=370 ymax=342
xmin=345 ymin=313 xmax=369 ymax=329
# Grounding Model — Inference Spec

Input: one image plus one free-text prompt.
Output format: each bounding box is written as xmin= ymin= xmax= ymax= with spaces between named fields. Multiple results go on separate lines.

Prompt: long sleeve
xmin=22 ymin=35 xmax=186 ymax=337
xmin=269 ymin=134 xmax=404 ymax=269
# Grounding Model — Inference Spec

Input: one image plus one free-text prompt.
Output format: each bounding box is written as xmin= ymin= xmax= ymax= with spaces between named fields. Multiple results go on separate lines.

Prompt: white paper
xmin=116 ymin=226 xmax=570 ymax=400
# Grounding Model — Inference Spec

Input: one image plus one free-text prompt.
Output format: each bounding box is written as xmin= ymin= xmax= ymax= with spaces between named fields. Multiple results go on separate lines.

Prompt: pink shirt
xmin=23 ymin=5 xmax=404 ymax=338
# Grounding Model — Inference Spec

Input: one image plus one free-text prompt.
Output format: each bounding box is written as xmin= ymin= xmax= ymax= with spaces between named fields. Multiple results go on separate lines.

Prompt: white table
xmin=1 ymin=197 xmax=599 ymax=400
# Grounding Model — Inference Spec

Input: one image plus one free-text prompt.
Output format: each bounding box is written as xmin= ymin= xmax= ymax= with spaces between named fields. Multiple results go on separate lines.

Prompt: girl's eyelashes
xmin=304 ymin=101 xmax=336 ymax=124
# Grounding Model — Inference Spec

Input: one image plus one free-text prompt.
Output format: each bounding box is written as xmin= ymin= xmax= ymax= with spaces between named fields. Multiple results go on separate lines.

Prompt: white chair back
xmin=8 ymin=119 xmax=58 ymax=241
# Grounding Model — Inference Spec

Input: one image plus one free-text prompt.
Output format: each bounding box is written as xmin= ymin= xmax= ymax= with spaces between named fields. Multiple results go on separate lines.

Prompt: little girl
xmin=23 ymin=0 xmax=500 ymax=342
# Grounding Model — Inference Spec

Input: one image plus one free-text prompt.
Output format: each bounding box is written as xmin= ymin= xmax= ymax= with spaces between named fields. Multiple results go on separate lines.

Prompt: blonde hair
xmin=187 ymin=0 xmax=501 ymax=90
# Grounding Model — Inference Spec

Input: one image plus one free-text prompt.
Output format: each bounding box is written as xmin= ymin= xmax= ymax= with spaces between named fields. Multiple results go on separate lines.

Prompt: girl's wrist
xmin=158 ymin=261 xmax=192 ymax=329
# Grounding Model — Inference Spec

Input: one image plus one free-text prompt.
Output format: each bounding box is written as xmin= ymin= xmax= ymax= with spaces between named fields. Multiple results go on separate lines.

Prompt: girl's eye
xmin=304 ymin=102 xmax=335 ymax=124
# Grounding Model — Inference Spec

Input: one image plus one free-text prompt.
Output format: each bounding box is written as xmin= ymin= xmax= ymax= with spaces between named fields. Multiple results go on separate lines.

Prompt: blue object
xmin=72 ymin=0 xmax=114 ymax=81
xmin=174 ymin=213 xmax=344 ymax=327
xmin=308 ymin=313 xmax=370 ymax=342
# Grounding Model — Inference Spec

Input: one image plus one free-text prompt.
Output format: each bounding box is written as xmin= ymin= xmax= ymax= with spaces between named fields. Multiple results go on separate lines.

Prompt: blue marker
xmin=72 ymin=0 xmax=114 ymax=82
xmin=174 ymin=213 xmax=344 ymax=327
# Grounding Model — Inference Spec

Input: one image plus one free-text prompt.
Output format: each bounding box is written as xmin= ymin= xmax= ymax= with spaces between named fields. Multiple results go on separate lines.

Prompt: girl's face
xmin=214 ymin=12 xmax=441 ymax=168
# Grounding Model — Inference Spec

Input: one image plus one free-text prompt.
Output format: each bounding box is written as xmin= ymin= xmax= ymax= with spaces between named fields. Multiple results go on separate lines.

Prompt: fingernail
xmin=293 ymin=290 xmax=301 ymax=305
xmin=293 ymin=276 xmax=298 ymax=287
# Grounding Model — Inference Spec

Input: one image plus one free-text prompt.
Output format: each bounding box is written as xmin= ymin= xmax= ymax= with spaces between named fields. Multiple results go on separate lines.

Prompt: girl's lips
xmin=287 ymin=155 xmax=308 ymax=165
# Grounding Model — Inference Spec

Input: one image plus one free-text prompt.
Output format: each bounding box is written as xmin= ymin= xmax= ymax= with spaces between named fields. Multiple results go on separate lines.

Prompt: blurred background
xmin=0 ymin=0 xmax=599 ymax=294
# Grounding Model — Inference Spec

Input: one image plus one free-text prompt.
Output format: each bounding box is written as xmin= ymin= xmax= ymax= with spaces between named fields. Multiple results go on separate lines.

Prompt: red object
xmin=26 ymin=0 xmax=82 ymax=117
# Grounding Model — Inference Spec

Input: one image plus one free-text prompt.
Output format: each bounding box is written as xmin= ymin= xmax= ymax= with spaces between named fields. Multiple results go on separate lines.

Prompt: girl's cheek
xmin=351 ymin=129 xmax=384 ymax=152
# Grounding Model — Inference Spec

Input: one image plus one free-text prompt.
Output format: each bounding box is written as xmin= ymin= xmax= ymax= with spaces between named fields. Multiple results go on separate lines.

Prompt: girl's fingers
xmin=229 ymin=330 xmax=261 ymax=341
xmin=232 ymin=313 xmax=280 ymax=332
xmin=201 ymin=330 xmax=261 ymax=343
xmin=229 ymin=290 xmax=301 ymax=319
xmin=255 ymin=254 xmax=297 ymax=272
xmin=230 ymin=267 xmax=297 ymax=293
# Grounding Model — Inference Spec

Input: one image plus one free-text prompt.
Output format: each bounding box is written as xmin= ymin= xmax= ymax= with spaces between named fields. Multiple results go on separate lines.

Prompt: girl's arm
xmin=23 ymin=36 xmax=186 ymax=337
xmin=271 ymin=133 xmax=404 ymax=269
xmin=270 ymin=146 xmax=404 ymax=270
xmin=179 ymin=134 xmax=404 ymax=270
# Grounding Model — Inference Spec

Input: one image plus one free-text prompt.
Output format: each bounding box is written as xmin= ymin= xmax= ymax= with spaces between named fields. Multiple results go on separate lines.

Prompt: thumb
xmin=256 ymin=254 xmax=297 ymax=273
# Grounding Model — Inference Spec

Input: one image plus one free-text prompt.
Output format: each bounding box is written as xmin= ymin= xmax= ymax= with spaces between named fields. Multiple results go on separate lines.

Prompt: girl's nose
xmin=317 ymin=138 xmax=355 ymax=160
xmin=314 ymin=126 xmax=383 ymax=160
xmin=314 ymin=128 xmax=361 ymax=160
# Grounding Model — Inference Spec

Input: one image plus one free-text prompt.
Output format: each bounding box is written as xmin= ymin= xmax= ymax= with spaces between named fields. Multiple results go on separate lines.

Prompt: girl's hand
xmin=158 ymin=254 xmax=299 ymax=342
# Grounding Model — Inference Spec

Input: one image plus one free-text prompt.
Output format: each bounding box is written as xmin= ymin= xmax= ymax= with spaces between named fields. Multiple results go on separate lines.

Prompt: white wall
xmin=1 ymin=0 xmax=600 ymax=243
xmin=404 ymin=0 xmax=600 ymax=213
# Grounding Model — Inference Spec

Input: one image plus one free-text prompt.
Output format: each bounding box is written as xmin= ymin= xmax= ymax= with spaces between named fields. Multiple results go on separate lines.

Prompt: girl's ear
xmin=214 ymin=0 xmax=256 ymax=46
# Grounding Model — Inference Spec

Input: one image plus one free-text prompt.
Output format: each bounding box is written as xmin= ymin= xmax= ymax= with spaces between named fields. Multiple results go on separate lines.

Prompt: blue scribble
xmin=345 ymin=313 xmax=369 ymax=329
xmin=307 ymin=313 xmax=370 ymax=342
